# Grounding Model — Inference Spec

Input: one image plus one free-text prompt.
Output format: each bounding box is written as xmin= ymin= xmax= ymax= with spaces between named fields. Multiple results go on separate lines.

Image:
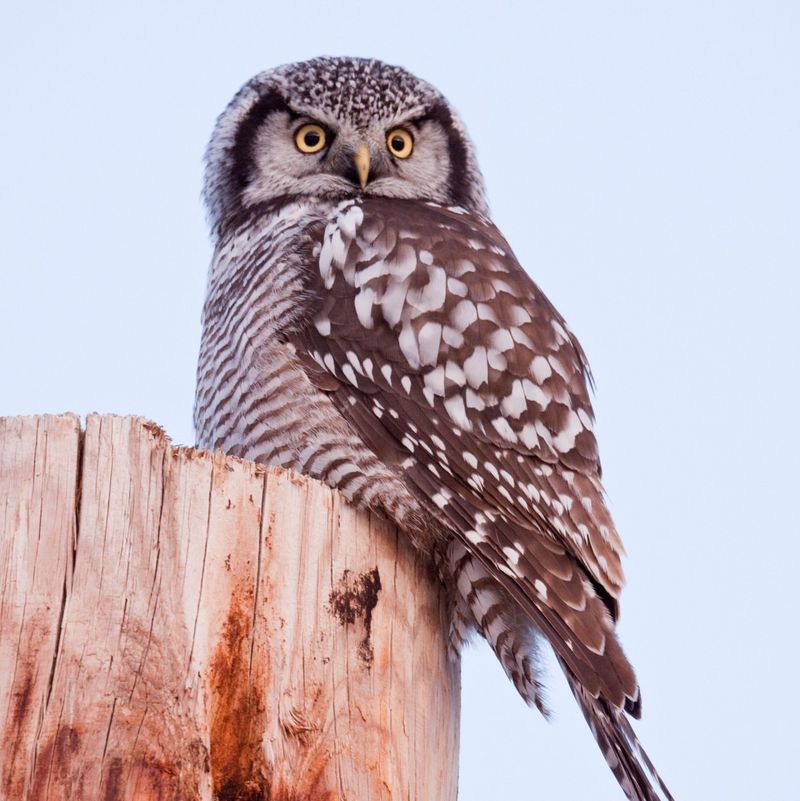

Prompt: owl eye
xmin=294 ymin=123 xmax=328 ymax=154
xmin=386 ymin=128 xmax=414 ymax=159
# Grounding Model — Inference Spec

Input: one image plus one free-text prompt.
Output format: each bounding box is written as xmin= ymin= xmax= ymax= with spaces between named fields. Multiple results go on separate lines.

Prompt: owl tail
xmin=444 ymin=543 xmax=673 ymax=801
xmin=563 ymin=665 xmax=674 ymax=801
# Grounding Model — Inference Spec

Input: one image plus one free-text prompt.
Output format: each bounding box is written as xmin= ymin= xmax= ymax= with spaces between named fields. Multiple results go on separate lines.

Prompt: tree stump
xmin=0 ymin=414 xmax=460 ymax=801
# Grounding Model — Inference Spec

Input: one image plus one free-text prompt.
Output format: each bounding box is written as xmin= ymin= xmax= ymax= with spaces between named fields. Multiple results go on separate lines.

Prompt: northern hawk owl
xmin=195 ymin=56 xmax=672 ymax=801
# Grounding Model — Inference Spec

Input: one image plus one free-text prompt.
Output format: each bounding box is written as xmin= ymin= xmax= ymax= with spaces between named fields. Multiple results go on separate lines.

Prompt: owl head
xmin=204 ymin=56 xmax=488 ymax=239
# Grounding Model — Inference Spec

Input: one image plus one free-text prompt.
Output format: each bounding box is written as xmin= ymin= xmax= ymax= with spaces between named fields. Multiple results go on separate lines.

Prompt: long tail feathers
xmin=445 ymin=543 xmax=673 ymax=801
xmin=564 ymin=664 xmax=674 ymax=801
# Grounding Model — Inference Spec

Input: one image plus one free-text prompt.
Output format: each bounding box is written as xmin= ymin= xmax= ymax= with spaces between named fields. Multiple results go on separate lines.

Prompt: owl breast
xmin=194 ymin=199 xmax=430 ymax=542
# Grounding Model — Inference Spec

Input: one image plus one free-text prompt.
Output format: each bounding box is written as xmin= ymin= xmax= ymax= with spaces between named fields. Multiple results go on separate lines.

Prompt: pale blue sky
xmin=2 ymin=2 xmax=798 ymax=799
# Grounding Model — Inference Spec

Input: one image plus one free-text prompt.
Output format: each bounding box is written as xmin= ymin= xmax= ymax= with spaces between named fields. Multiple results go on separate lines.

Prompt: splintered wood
xmin=0 ymin=414 xmax=459 ymax=801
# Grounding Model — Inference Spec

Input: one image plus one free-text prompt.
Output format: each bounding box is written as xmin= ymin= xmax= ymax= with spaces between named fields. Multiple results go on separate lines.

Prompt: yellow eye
xmin=386 ymin=128 xmax=414 ymax=159
xmin=294 ymin=123 xmax=327 ymax=154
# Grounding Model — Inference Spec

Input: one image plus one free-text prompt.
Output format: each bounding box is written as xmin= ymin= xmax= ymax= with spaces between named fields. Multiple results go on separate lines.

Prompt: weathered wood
xmin=0 ymin=414 xmax=459 ymax=801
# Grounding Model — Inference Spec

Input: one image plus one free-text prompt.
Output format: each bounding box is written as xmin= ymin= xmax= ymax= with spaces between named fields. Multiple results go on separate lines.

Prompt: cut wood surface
xmin=0 ymin=414 xmax=460 ymax=801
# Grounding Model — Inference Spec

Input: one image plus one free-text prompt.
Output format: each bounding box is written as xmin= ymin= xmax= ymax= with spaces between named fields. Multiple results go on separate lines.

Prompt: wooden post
xmin=0 ymin=414 xmax=460 ymax=801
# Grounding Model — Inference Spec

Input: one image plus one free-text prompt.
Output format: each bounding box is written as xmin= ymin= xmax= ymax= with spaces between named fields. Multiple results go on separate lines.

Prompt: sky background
xmin=2 ymin=2 xmax=798 ymax=799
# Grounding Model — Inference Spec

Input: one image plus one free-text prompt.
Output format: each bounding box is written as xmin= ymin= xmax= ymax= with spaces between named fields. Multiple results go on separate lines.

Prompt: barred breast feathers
xmin=194 ymin=199 xmax=430 ymax=541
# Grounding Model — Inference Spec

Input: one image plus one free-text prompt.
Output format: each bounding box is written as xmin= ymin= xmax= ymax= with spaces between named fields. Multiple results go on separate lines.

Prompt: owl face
xmin=205 ymin=57 xmax=488 ymax=238
xmin=243 ymin=97 xmax=456 ymax=209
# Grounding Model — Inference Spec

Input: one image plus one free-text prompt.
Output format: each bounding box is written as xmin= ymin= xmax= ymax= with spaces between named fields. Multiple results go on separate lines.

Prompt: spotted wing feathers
xmin=304 ymin=200 xmax=625 ymax=573
xmin=290 ymin=197 xmax=668 ymax=799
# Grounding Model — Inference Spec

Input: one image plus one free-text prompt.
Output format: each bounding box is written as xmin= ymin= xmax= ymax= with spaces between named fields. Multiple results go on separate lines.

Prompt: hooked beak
xmin=353 ymin=144 xmax=371 ymax=189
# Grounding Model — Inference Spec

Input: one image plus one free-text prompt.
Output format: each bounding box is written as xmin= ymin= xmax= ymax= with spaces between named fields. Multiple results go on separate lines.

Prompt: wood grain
xmin=0 ymin=414 xmax=459 ymax=801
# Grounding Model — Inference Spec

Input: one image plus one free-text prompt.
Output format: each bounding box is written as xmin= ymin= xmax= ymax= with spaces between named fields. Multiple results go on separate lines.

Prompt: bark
xmin=0 ymin=414 xmax=459 ymax=801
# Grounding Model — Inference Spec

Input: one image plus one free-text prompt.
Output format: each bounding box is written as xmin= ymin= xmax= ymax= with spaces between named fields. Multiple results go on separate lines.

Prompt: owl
xmin=195 ymin=56 xmax=672 ymax=801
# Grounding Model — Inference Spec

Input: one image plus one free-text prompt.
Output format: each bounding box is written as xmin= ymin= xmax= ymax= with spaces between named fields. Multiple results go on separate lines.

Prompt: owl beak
xmin=353 ymin=144 xmax=371 ymax=189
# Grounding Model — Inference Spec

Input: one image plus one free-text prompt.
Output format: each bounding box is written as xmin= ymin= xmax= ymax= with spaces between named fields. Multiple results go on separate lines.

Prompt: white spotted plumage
xmin=195 ymin=56 xmax=672 ymax=801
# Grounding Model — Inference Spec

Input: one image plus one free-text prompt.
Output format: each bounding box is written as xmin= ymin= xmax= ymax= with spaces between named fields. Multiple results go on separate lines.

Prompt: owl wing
xmin=290 ymin=197 xmax=638 ymax=712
